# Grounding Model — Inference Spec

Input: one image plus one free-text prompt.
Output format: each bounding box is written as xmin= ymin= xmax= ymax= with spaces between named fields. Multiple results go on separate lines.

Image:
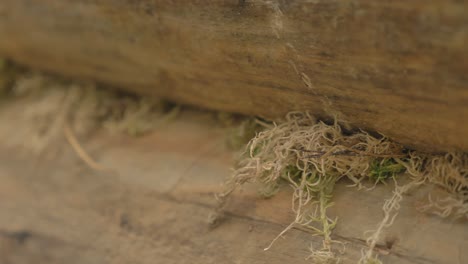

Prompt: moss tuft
xmin=215 ymin=112 xmax=467 ymax=263
xmin=369 ymin=158 xmax=406 ymax=184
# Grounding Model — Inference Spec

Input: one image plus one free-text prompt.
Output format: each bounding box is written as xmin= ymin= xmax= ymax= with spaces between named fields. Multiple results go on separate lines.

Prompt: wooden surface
xmin=0 ymin=1 xmax=467 ymax=152
xmin=0 ymin=109 xmax=466 ymax=264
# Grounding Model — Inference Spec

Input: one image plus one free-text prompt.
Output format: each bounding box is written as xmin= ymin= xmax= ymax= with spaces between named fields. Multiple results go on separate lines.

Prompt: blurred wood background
xmin=0 ymin=0 xmax=467 ymax=151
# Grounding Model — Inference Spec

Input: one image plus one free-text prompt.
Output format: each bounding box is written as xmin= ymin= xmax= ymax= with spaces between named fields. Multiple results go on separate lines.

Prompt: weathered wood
xmin=0 ymin=0 xmax=467 ymax=152
xmin=0 ymin=110 xmax=466 ymax=264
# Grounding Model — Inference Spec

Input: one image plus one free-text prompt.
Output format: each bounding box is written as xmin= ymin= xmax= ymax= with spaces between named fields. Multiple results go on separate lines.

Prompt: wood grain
xmin=0 ymin=0 xmax=467 ymax=152
xmin=0 ymin=110 xmax=466 ymax=264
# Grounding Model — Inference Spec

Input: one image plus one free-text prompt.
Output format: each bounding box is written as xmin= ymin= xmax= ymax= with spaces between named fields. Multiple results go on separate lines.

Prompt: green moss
xmin=369 ymin=158 xmax=406 ymax=184
xmin=226 ymin=118 xmax=264 ymax=150
xmin=283 ymin=165 xmax=302 ymax=179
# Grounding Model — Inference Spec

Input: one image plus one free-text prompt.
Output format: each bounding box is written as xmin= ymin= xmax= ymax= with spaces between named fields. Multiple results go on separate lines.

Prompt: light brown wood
xmin=0 ymin=1 xmax=467 ymax=152
xmin=0 ymin=110 xmax=466 ymax=264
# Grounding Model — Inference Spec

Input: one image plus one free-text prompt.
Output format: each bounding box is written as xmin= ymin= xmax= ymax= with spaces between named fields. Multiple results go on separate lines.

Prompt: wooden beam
xmin=0 ymin=0 xmax=467 ymax=152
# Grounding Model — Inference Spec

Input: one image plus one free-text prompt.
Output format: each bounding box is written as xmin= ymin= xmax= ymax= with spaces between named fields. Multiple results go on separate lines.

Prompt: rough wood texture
xmin=0 ymin=110 xmax=466 ymax=264
xmin=0 ymin=0 xmax=467 ymax=152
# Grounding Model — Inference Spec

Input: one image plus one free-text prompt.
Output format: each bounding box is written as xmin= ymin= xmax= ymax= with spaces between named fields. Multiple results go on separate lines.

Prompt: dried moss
xmin=0 ymin=65 xmax=180 ymax=154
xmin=215 ymin=112 xmax=467 ymax=263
